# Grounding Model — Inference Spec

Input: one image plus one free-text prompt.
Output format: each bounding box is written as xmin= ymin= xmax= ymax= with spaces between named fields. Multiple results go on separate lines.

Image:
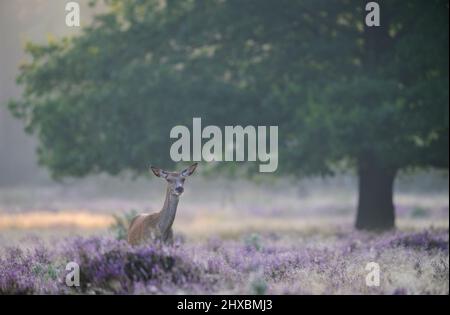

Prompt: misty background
xmin=0 ymin=0 xmax=97 ymax=186
xmin=0 ymin=1 xmax=448 ymax=237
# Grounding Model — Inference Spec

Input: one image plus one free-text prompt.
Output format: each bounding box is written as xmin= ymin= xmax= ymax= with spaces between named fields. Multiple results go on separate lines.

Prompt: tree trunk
xmin=355 ymin=155 xmax=396 ymax=230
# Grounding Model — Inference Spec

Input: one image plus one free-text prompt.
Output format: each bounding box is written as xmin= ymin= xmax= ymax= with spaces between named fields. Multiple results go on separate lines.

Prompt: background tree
xmin=8 ymin=0 xmax=449 ymax=230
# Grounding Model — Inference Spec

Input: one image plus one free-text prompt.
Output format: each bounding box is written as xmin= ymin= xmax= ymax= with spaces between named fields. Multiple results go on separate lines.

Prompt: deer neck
xmin=158 ymin=186 xmax=180 ymax=233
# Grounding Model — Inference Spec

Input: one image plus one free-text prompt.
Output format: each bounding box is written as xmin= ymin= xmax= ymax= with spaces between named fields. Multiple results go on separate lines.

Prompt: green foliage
xmin=109 ymin=209 xmax=138 ymax=240
xmin=411 ymin=207 xmax=428 ymax=218
xmin=244 ymin=233 xmax=263 ymax=251
xmin=250 ymin=274 xmax=268 ymax=295
xmin=7 ymin=0 xmax=449 ymax=179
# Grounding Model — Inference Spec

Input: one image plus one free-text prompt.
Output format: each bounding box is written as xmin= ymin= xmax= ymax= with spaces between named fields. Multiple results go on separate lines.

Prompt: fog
xmin=0 ymin=1 xmax=448 ymax=218
xmin=0 ymin=0 xmax=102 ymax=186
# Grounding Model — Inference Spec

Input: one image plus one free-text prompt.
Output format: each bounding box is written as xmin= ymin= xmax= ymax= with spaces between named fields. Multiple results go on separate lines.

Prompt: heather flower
xmin=0 ymin=228 xmax=448 ymax=294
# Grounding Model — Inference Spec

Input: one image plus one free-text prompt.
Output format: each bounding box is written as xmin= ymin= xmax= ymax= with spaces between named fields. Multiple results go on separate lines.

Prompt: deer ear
xmin=150 ymin=166 xmax=168 ymax=178
xmin=181 ymin=163 xmax=198 ymax=177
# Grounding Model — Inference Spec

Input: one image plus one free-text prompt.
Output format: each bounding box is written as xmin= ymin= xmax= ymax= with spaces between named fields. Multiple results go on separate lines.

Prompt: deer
xmin=127 ymin=163 xmax=198 ymax=245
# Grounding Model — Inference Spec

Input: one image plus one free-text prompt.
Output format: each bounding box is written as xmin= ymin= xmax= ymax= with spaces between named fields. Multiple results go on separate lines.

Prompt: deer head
xmin=150 ymin=163 xmax=198 ymax=196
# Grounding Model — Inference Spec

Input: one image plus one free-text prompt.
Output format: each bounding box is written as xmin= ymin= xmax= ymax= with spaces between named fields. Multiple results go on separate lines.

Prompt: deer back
xmin=127 ymin=212 xmax=161 ymax=245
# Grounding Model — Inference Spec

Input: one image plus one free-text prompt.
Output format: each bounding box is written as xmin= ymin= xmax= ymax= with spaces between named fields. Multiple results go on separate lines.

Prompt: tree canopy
xmin=8 ymin=0 xmax=449 ymax=229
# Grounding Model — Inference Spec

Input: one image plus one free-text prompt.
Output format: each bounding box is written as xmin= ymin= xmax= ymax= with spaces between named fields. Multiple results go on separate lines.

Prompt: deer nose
xmin=175 ymin=186 xmax=184 ymax=193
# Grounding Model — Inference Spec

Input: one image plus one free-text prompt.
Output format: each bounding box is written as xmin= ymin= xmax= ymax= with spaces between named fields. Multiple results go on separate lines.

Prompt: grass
xmin=0 ymin=211 xmax=114 ymax=229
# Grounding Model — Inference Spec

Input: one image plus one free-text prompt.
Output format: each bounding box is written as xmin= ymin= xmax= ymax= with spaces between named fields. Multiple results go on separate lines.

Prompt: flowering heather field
xmin=0 ymin=174 xmax=448 ymax=294
xmin=0 ymin=229 xmax=448 ymax=295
